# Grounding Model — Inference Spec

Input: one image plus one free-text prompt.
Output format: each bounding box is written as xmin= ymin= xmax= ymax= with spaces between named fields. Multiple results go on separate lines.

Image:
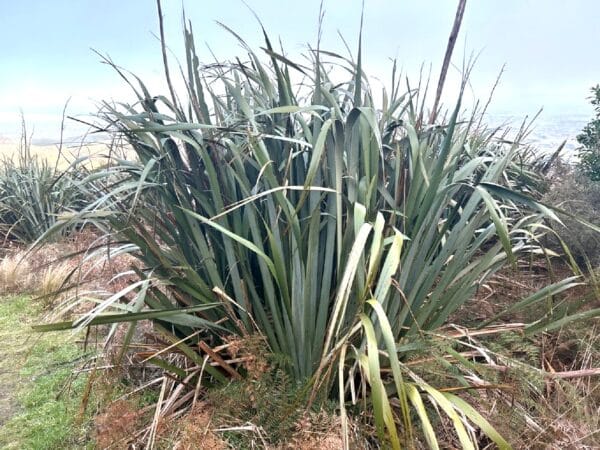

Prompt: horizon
xmin=1 ymin=1 xmax=598 ymax=143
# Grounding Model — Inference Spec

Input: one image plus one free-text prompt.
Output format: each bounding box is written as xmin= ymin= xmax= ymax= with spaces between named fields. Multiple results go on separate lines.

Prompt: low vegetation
xmin=0 ymin=295 xmax=91 ymax=449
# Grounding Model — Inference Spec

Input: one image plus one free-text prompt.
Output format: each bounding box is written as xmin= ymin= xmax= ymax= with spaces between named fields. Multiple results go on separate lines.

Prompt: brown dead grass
xmin=168 ymin=404 xmax=228 ymax=450
xmin=0 ymin=230 xmax=139 ymax=310
xmin=222 ymin=334 xmax=271 ymax=379
xmin=94 ymin=399 xmax=144 ymax=449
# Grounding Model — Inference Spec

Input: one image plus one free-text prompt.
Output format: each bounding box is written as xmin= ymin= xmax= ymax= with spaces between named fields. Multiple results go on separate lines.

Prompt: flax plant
xmin=37 ymin=17 xmax=595 ymax=448
xmin=0 ymin=124 xmax=87 ymax=243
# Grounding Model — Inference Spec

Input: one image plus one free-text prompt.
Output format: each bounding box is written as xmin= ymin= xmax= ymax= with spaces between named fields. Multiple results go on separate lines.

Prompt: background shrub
xmin=576 ymin=85 xmax=600 ymax=181
xmin=542 ymin=163 xmax=600 ymax=268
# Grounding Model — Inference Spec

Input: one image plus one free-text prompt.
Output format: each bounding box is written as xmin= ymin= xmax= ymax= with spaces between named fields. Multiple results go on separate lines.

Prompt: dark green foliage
xmin=576 ymin=85 xmax=600 ymax=181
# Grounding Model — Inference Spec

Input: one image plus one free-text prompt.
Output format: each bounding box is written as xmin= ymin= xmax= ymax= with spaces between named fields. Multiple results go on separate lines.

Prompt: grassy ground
xmin=0 ymin=295 xmax=94 ymax=449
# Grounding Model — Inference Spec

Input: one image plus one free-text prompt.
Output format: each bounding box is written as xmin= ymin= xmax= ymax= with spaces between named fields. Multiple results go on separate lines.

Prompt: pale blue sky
xmin=1 ymin=0 xmax=599 ymax=142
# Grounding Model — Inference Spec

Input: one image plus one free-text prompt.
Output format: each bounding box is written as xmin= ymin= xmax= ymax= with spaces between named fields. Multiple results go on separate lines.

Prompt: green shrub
xmin=576 ymin=85 xmax=600 ymax=181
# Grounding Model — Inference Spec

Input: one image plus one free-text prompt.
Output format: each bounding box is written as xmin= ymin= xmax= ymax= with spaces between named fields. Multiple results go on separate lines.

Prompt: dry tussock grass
xmin=0 ymin=230 xmax=139 ymax=308
xmin=37 ymin=262 xmax=73 ymax=306
xmin=0 ymin=251 xmax=34 ymax=294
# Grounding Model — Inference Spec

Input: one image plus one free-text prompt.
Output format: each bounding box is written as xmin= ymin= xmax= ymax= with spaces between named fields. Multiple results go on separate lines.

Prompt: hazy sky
xmin=1 ymin=0 xmax=599 ymax=141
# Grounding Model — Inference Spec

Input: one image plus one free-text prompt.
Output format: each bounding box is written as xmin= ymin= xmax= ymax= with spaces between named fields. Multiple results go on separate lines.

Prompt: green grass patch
xmin=0 ymin=295 xmax=94 ymax=449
